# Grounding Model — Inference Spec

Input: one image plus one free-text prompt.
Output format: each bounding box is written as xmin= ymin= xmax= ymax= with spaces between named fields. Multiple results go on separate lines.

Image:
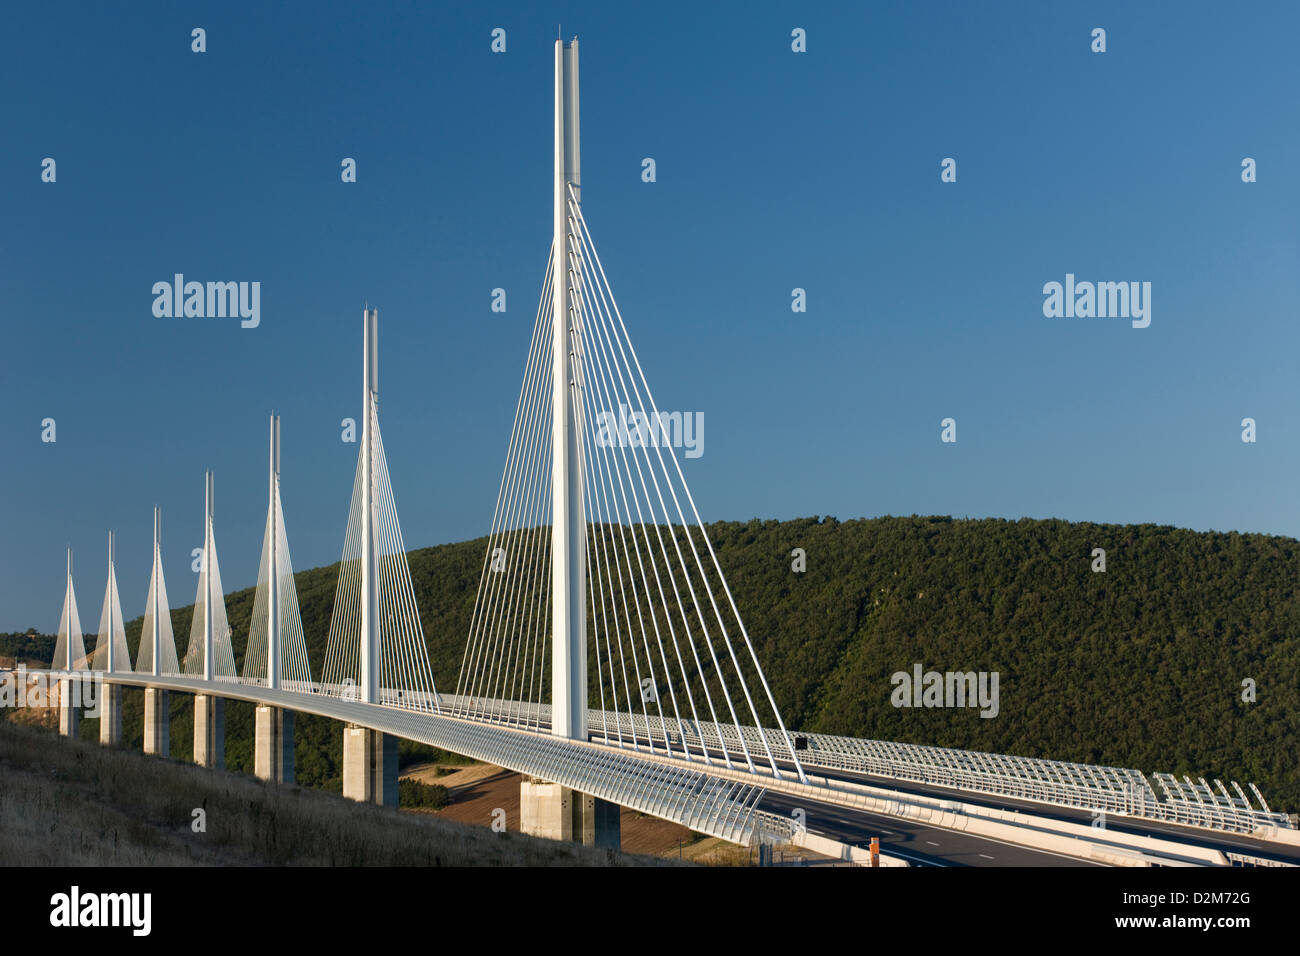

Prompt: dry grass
xmin=6 ymin=673 xmax=59 ymax=731
xmin=0 ymin=719 xmax=685 ymax=866
xmin=424 ymin=763 xmax=764 ymax=866
xmin=679 ymin=837 xmax=758 ymax=866
xmin=403 ymin=760 xmax=500 ymax=789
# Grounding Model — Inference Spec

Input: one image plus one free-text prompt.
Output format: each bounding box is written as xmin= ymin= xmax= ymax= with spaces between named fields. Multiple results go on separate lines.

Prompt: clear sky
xmin=3 ymin=1 xmax=1298 ymax=631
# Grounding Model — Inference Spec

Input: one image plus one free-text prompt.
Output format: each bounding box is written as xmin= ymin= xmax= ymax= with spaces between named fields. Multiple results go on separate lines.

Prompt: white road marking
xmin=883 ymin=847 xmax=949 ymax=867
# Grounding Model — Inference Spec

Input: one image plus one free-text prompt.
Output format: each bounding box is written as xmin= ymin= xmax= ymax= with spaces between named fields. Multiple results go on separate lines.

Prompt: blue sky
xmin=3 ymin=1 xmax=1298 ymax=630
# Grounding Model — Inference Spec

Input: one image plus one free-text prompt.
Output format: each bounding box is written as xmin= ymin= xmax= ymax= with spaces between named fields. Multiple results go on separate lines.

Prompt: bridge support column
xmin=143 ymin=687 xmax=169 ymax=756
xmin=57 ymin=677 xmax=79 ymax=738
xmin=193 ymin=694 xmax=224 ymax=769
xmin=519 ymin=780 xmax=620 ymax=850
xmin=99 ymin=683 xmax=122 ymax=746
xmin=342 ymin=726 xmax=397 ymax=807
xmin=255 ymin=706 xmax=294 ymax=784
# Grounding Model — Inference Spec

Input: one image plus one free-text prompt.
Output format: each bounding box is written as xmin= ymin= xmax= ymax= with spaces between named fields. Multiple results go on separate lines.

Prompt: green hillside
xmin=5 ymin=515 xmax=1297 ymax=811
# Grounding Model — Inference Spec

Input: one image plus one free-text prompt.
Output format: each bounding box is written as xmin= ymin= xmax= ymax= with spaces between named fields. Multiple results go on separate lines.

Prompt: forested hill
xmin=5 ymin=515 xmax=1297 ymax=811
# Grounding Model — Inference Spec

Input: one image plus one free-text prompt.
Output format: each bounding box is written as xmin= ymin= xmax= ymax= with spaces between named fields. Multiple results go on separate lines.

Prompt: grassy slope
xmin=0 ymin=720 xmax=676 ymax=866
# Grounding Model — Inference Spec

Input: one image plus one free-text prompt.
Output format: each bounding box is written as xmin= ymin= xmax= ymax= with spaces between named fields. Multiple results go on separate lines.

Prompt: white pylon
xmin=147 ymin=509 xmax=161 ymax=675
xmin=268 ymin=415 xmax=280 ymax=689
xmin=185 ymin=473 xmax=235 ymax=680
xmin=92 ymin=531 xmax=130 ymax=673
xmin=151 ymin=509 xmax=160 ymax=675
xmin=62 ymin=549 xmax=74 ymax=669
xmin=53 ymin=548 xmax=86 ymax=672
xmin=244 ymin=413 xmax=311 ymax=689
xmin=105 ymin=533 xmax=117 ymax=672
xmin=552 ymin=37 xmax=587 ymax=740
xmin=361 ymin=308 xmax=380 ymax=705
xmin=203 ymin=472 xmax=214 ymax=681
xmin=321 ymin=308 xmax=439 ymax=710
xmin=138 ymin=507 xmax=179 ymax=676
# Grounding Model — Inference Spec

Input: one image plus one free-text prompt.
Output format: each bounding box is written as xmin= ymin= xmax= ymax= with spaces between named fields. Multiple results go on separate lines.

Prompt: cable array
xmin=90 ymin=548 xmax=131 ymax=672
xmin=136 ymin=539 xmax=180 ymax=676
xmin=455 ymin=201 xmax=807 ymax=782
xmin=53 ymin=560 xmax=89 ymax=671
xmin=183 ymin=529 xmax=238 ymax=680
xmin=243 ymin=482 xmax=313 ymax=689
xmin=321 ymin=400 xmax=440 ymax=710
xmin=453 ymin=250 xmax=556 ymax=728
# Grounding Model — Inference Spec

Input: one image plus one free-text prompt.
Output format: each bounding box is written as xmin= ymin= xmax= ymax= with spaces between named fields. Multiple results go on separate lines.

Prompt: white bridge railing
xmin=29 ymin=668 xmax=1292 ymax=840
xmin=442 ymin=693 xmax=1293 ymax=837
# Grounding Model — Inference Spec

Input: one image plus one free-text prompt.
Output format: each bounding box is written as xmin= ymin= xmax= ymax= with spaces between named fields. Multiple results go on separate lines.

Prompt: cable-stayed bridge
xmin=22 ymin=39 xmax=1299 ymax=867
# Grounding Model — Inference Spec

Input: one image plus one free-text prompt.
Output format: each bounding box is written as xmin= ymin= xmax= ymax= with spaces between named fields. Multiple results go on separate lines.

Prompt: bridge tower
xmin=147 ymin=508 xmax=162 ymax=678
xmin=342 ymin=307 xmax=398 ymax=807
xmin=551 ymin=35 xmax=586 ymax=742
xmin=103 ymin=532 xmax=119 ymax=672
xmin=96 ymin=531 xmax=125 ymax=745
xmin=54 ymin=548 xmax=84 ymax=738
xmin=193 ymin=471 xmax=225 ymax=768
xmin=255 ymin=415 xmax=294 ymax=783
xmin=267 ymin=416 xmax=281 ymax=691
xmin=519 ymin=37 xmax=618 ymax=850
xmin=143 ymin=507 xmax=170 ymax=756
xmin=59 ymin=549 xmax=76 ymax=670
xmin=361 ymin=308 xmax=380 ymax=707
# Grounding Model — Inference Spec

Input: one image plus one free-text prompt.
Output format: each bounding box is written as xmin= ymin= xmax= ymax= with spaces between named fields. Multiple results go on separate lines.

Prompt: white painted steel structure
xmin=552 ymin=37 xmax=586 ymax=742
xmin=90 ymin=532 xmax=129 ymax=673
xmin=438 ymin=695 xmax=1293 ymax=836
xmin=135 ymin=507 xmax=179 ymax=677
xmin=53 ymin=549 xmax=87 ymax=672
xmin=36 ymin=38 xmax=1296 ymax=852
xmin=49 ymin=669 xmax=769 ymax=846
xmin=361 ymin=309 xmax=380 ymax=705
xmin=243 ymin=415 xmax=313 ymax=691
xmin=183 ymin=472 xmax=237 ymax=681
xmin=453 ymin=39 xmax=808 ymax=790
xmin=270 ymin=417 xmax=280 ymax=690
xmin=320 ymin=309 xmax=440 ymax=712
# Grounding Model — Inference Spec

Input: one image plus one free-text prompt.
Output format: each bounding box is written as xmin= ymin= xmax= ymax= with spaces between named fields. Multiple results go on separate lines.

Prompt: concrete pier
xmin=342 ymin=726 xmax=397 ymax=807
xmin=57 ymin=677 xmax=79 ymax=738
xmin=519 ymin=780 xmax=621 ymax=849
xmin=143 ymin=687 xmax=169 ymax=756
xmin=99 ymin=683 xmax=122 ymax=745
xmin=193 ymin=694 xmax=224 ymax=769
xmin=254 ymin=705 xmax=294 ymax=784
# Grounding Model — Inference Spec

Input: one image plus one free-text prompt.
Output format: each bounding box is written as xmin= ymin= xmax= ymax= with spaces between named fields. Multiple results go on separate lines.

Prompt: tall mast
xmin=151 ymin=507 xmax=161 ymax=676
xmin=360 ymin=309 xmax=380 ymax=704
xmin=64 ymin=549 xmax=73 ymax=669
xmin=268 ymin=415 xmax=281 ymax=689
xmin=106 ymin=531 xmax=115 ymax=672
xmin=551 ymin=38 xmax=586 ymax=739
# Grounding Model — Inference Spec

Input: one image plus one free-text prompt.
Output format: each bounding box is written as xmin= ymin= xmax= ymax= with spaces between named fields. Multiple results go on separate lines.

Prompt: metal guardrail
xmin=440 ymin=693 xmax=1292 ymax=837
xmin=750 ymin=810 xmax=798 ymax=842
xmin=1225 ymin=851 xmax=1297 ymax=867
xmin=33 ymin=670 xmax=1292 ymax=840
